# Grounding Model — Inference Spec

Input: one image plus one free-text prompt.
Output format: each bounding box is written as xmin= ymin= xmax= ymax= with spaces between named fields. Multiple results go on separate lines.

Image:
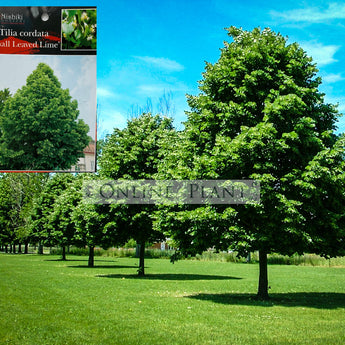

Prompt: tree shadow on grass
xmin=186 ymin=292 xmax=345 ymax=309
xmin=96 ymin=273 xmax=242 ymax=281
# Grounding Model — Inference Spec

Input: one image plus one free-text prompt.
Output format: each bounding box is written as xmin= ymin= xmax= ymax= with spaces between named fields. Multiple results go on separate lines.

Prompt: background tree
xmin=73 ymin=195 xmax=121 ymax=267
xmin=98 ymin=113 xmax=174 ymax=275
xmin=48 ymin=175 xmax=82 ymax=260
xmin=0 ymin=173 xmax=46 ymax=253
xmin=0 ymin=175 xmax=15 ymax=252
xmin=157 ymin=27 xmax=345 ymax=299
xmin=0 ymin=63 xmax=90 ymax=170
xmin=30 ymin=173 xmax=74 ymax=254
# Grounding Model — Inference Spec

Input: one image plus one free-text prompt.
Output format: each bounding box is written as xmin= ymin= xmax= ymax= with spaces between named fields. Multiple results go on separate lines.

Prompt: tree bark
xmin=88 ymin=246 xmax=95 ymax=267
xmin=135 ymin=243 xmax=140 ymax=258
xmin=61 ymin=246 xmax=66 ymax=261
xmin=257 ymin=250 xmax=269 ymax=300
xmin=138 ymin=242 xmax=145 ymax=276
xmin=37 ymin=243 xmax=43 ymax=255
xmin=24 ymin=243 xmax=28 ymax=254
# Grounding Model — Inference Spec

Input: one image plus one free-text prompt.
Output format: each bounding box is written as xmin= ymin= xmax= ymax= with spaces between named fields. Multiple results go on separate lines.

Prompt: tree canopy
xmin=0 ymin=63 xmax=90 ymax=170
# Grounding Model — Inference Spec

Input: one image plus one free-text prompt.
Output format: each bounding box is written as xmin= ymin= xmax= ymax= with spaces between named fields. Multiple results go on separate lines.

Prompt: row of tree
xmin=0 ymin=113 xmax=173 ymax=272
xmin=1 ymin=27 xmax=345 ymax=299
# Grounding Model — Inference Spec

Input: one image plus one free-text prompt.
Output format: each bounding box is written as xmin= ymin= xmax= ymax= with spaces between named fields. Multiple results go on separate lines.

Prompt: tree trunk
xmin=61 ymin=246 xmax=66 ymax=261
xmin=12 ymin=244 xmax=16 ymax=254
xmin=135 ymin=243 xmax=140 ymax=258
xmin=18 ymin=244 xmax=22 ymax=253
xmin=5 ymin=245 xmax=8 ymax=253
xmin=88 ymin=246 xmax=95 ymax=267
xmin=24 ymin=243 xmax=28 ymax=254
xmin=257 ymin=250 xmax=269 ymax=300
xmin=138 ymin=242 xmax=145 ymax=276
xmin=37 ymin=243 xmax=43 ymax=255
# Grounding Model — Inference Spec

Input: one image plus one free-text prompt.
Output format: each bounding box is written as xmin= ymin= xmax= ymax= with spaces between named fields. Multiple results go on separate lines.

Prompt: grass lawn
xmin=1 ymin=254 xmax=345 ymax=345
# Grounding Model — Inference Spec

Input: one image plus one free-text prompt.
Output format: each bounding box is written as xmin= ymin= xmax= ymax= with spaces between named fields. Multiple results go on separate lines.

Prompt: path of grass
xmin=1 ymin=254 xmax=345 ymax=345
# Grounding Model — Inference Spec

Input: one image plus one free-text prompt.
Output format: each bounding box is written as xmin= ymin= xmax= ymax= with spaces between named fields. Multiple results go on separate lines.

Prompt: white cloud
xmin=322 ymin=73 xmax=344 ymax=83
xmin=97 ymin=110 xmax=127 ymax=137
xmin=271 ymin=3 xmax=345 ymax=23
xmin=97 ymin=87 xmax=117 ymax=98
xmin=135 ymin=56 xmax=184 ymax=72
xmin=301 ymin=41 xmax=340 ymax=66
xmin=137 ymin=84 xmax=167 ymax=95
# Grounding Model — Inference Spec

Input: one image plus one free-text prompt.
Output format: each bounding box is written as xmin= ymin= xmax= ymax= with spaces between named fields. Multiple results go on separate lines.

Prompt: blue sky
xmin=2 ymin=1 xmax=345 ymax=137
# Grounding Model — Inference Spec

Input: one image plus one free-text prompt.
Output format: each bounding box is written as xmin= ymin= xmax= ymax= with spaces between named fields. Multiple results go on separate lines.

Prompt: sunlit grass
xmin=1 ymin=254 xmax=345 ymax=344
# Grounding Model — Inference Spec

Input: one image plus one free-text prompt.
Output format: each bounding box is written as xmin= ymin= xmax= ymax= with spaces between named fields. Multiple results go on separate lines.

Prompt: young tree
xmin=0 ymin=63 xmax=90 ymax=170
xmin=157 ymin=27 xmax=345 ymax=299
xmin=98 ymin=113 xmax=174 ymax=275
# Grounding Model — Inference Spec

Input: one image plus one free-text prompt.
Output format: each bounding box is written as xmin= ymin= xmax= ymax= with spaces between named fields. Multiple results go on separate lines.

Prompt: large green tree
xmin=157 ymin=27 xmax=345 ymax=299
xmin=98 ymin=113 xmax=174 ymax=275
xmin=0 ymin=63 xmax=90 ymax=170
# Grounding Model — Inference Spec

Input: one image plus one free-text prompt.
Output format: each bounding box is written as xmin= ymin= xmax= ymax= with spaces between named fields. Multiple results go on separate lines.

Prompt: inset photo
xmin=61 ymin=8 xmax=97 ymax=51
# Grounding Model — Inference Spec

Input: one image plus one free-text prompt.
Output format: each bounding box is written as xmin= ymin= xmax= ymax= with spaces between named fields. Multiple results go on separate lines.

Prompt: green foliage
xmin=0 ymin=63 xmax=90 ymax=170
xmin=72 ymin=175 xmax=120 ymax=250
xmin=0 ymin=88 xmax=10 ymax=114
xmin=0 ymin=173 xmax=46 ymax=247
xmin=62 ymin=9 xmax=97 ymax=50
xmin=48 ymin=175 xmax=81 ymax=248
xmin=99 ymin=113 xmax=174 ymax=179
xmin=30 ymin=173 xmax=75 ymax=247
xmin=98 ymin=113 xmax=175 ymax=274
xmin=98 ymin=113 xmax=174 ymax=243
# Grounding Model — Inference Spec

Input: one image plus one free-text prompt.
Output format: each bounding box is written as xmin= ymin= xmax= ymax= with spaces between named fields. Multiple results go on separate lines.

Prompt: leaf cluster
xmin=62 ymin=9 xmax=97 ymax=50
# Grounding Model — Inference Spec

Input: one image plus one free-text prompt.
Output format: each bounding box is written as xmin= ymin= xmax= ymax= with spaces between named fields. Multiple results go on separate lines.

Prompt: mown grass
xmin=1 ymin=254 xmax=345 ymax=345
